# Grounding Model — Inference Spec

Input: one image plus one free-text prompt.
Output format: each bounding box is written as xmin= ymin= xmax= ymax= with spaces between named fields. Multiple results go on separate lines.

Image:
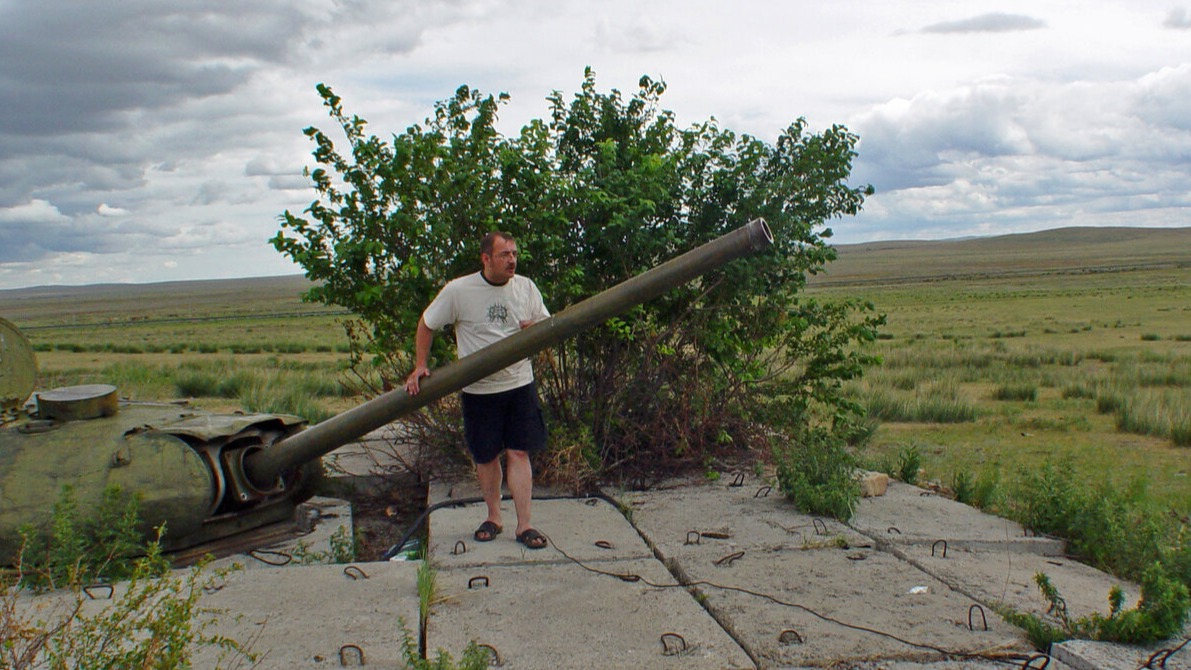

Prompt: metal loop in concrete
xmin=660 ymin=632 xmax=688 ymax=655
xmin=967 ymin=604 xmax=988 ymax=631
xmin=343 ymin=565 xmax=368 ymax=580
xmin=246 ymin=548 xmax=292 ymax=566
xmin=468 ymin=575 xmax=490 ymax=589
xmin=338 ymin=644 xmax=364 ymax=666
xmin=476 ymin=643 xmax=502 ymax=666
xmin=83 ymin=583 xmax=113 ymax=600
xmin=778 ymin=628 xmax=805 ymax=645
xmin=931 ymin=539 xmax=948 ymax=558
xmin=714 ymin=550 xmax=745 ymax=567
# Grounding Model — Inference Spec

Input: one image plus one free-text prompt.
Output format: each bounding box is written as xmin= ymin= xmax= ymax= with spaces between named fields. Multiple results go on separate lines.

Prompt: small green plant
xmin=895 ymin=444 xmax=922 ymax=485
xmin=396 ymin=615 xmax=489 ymax=670
xmin=774 ymin=429 xmax=861 ymax=521
xmin=17 ymin=485 xmax=145 ymax=591
xmin=290 ymin=526 xmax=357 ymax=565
xmin=998 ymin=568 xmax=1190 ymax=650
xmin=417 ymin=558 xmax=437 ymax=624
xmin=5 ymin=519 xmax=256 ymax=668
xmin=951 ymin=470 xmax=975 ymax=504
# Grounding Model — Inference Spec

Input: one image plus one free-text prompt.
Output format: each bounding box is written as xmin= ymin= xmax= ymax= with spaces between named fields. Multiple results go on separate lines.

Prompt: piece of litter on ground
xmin=908 ymin=586 xmax=930 ymax=595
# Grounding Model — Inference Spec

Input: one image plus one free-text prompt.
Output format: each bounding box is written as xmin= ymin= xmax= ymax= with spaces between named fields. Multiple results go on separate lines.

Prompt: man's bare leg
xmin=475 ymin=458 xmax=504 ymax=537
xmin=505 ymin=449 xmax=534 ymax=536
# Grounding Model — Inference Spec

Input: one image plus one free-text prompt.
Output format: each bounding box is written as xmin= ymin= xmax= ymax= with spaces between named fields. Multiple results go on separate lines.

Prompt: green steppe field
xmin=2 ymin=226 xmax=1188 ymax=514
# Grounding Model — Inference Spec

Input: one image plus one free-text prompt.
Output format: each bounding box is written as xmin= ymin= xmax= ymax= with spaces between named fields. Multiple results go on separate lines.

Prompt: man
xmin=404 ymin=231 xmax=550 ymax=549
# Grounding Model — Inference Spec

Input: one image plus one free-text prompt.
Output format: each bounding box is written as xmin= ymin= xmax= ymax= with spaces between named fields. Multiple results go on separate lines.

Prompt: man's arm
xmin=404 ymin=317 xmax=435 ymax=395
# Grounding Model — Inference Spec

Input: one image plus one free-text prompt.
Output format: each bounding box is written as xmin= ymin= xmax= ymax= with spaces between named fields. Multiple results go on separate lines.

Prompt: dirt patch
xmin=341 ymin=480 xmax=429 ymax=561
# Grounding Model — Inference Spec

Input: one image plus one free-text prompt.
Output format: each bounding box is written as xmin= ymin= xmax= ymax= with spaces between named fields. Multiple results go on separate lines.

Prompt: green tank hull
xmin=0 ymin=397 xmax=319 ymax=565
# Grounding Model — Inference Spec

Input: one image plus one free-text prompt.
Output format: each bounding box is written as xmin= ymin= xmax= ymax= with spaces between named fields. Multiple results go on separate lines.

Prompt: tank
xmin=0 ymin=218 xmax=773 ymax=564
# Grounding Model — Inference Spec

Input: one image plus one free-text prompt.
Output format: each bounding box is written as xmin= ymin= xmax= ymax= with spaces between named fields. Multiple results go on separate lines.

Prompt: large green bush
xmin=273 ymin=69 xmax=881 ymax=481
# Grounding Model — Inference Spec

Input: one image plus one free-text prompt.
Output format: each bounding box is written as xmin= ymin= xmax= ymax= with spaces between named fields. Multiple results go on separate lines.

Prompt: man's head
xmin=480 ymin=231 xmax=518 ymax=285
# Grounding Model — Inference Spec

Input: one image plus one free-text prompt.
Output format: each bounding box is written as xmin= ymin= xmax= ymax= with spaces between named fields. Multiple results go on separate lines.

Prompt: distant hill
xmin=814 ymin=226 xmax=1191 ymax=286
xmin=1 ymin=227 xmax=1187 ymax=322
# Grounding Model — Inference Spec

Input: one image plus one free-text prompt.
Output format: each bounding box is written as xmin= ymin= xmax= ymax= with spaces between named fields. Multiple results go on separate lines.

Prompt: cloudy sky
xmin=2 ymin=0 xmax=1189 ymax=290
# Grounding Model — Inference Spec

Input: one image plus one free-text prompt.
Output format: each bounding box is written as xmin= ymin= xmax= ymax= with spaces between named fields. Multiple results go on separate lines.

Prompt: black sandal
xmin=516 ymin=528 xmax=547 ymax=549
xmin=474 ymin=520 xmax=502 ymax=542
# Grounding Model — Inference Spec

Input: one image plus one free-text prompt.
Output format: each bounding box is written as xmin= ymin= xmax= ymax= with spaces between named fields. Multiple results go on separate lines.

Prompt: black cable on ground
xmin=378 ymin=491 xmax=619 ymax=561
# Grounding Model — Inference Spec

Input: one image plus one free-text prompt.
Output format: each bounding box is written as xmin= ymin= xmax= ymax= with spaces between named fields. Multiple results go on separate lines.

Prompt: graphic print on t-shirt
xmin=487 ymin=303 xmax=509 ymax=324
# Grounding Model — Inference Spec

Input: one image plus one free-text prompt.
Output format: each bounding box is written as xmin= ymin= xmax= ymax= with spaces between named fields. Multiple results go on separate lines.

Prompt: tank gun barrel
xmin=243 ymin=218 xmax=773 ymax=488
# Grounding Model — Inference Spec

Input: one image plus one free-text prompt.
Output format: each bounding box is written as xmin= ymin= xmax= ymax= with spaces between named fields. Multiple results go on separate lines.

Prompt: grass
xmin=1 ymin=277 xmax=360 ymax=421
xmin=808 ymin=240 xmax=1191 ymax=515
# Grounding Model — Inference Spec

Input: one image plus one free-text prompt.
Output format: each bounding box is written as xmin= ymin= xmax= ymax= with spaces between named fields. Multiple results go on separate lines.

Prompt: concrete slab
xmin=427 ymin=497 xmax=655 ymax=568
xmin=618 ymin=480 xmax=871 ymax=557
xmin=893 ymin=542 xmax=1142 ymax=620
xmin=659 ymin=543 xmax=1030 ymax=668
xmin=11 ymin=560 xmax=420 ymax=670
xmin=850 ymin=482 xmax=1064 ymax=555
xmin=191 ymin=561 xmax=421 ymax=669
xmin=428 ymin=557 xmax=755 ymax=669
xmin=1053 ymin=638 xmax=1191 ymax=670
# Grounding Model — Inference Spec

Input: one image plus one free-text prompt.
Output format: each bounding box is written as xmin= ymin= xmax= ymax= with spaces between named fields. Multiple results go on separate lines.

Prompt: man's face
xmin=482 ymin=236 xmax=518 ymax=284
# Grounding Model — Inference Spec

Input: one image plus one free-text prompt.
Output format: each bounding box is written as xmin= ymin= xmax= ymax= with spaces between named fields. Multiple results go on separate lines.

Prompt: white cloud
xmin=97 ymin=203 xmax=129 ymax=216
xmin=0 ymin=199 xmax=71 ymax=224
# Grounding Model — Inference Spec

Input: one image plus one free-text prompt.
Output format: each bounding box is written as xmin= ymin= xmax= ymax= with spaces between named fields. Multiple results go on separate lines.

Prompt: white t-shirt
xmin=421 ymin=272 xmax=550 ymax=394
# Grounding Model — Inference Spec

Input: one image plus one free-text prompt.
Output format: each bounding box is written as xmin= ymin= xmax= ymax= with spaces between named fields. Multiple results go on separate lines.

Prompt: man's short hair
xmin=481 ymin=231 xmax=516 ymax=256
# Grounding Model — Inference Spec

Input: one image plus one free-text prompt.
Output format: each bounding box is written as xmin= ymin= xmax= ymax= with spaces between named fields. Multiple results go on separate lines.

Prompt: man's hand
xmin=405 ymin=366 xmax=430 ymax=395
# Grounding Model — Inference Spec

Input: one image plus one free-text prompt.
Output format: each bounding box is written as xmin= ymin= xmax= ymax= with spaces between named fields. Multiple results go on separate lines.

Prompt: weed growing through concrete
xmin=997 ymin=569 xmax=1189 ymax=650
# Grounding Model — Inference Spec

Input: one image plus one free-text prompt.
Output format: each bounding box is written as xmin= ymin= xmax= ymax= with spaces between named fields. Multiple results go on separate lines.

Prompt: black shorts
xmin=460 ymin=382 xmax=547 ymax=465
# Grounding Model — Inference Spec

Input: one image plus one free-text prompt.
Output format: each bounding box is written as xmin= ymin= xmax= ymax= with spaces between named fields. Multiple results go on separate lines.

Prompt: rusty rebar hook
xmin=476 ymin=643 xmax=502 ymax=666
xmin=246 ymin=548 xmax=292 ymax=566
xmin=778 ymin=629 xmax=804 ymax=645
xmin=343 ymin=565 xmax=368 ymax=580
xmin=468 ymin=575 xmax=490 ymax=589
xmin=338 ymin=644 xmax=364 ymax=666
xmin=968 ymin=604 xmax=988 ymax=631
xmin=660 ymin=632 xmax=688 ymax=655
xmin=714 ymin=550 xmax=745 ymax=567
xmin=83 ymin=584 xmax=113 ymax=600
xmin=931 ymin=539 xmax=948 ymax=558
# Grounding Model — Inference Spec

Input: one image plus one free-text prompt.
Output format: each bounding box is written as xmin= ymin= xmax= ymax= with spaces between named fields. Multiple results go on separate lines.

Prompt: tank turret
xmin=0 ymin=219 xmax=772 ymax=564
